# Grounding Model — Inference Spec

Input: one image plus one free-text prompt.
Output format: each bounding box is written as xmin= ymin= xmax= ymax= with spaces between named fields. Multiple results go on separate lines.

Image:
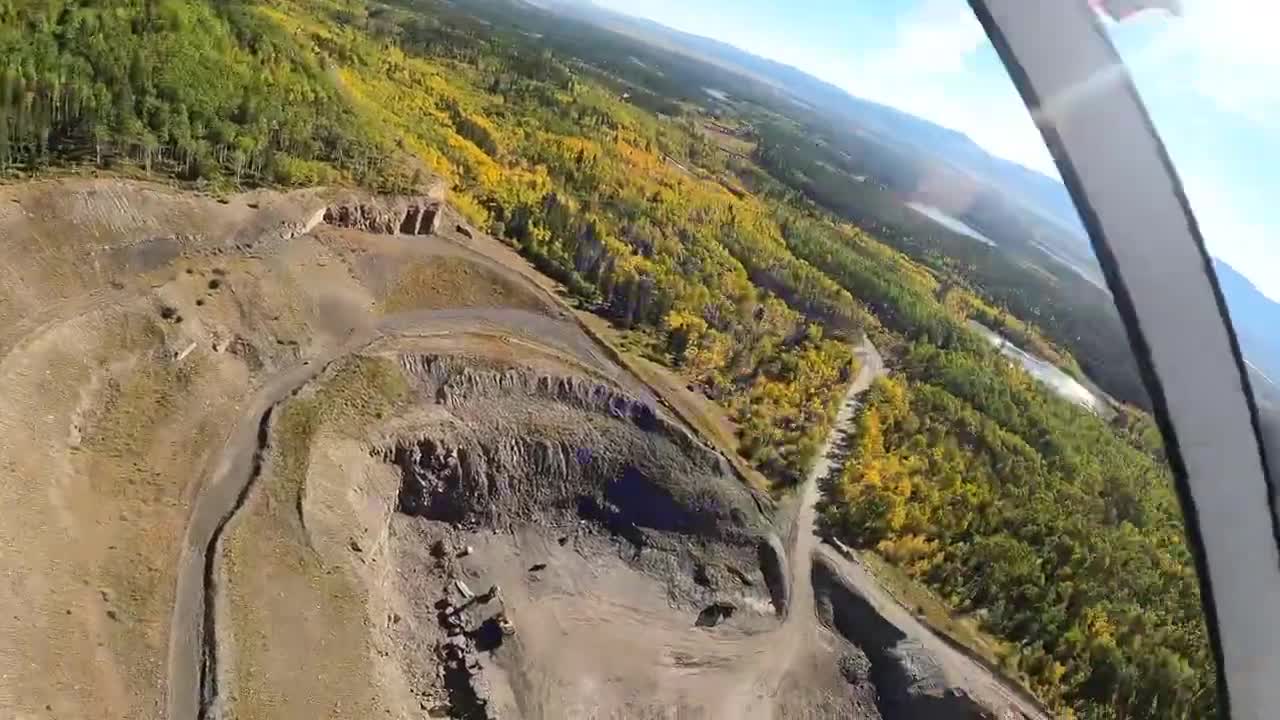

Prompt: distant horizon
xmin=588 ymin=0 xmax=1060 ymax=174
xmin=589 ymin=0 xmax=1280 ymax=304
xmin=608 ymin=6 xmax=1059 ymax=181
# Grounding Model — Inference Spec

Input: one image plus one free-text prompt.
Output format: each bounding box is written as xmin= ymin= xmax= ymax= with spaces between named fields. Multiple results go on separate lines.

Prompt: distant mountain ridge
xmin=540 ymin=0 xmax=1278 ymax=383
xmin=540 ymin=0 xmax=1089 ymax=238
xmin=1214 ymin=261 xmax=1280 ymax=384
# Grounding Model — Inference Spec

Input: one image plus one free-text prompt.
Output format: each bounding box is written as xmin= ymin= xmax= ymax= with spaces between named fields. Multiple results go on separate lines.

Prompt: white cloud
xmin=1114 ymin=0 xmax=1280 ymax=124
xmin=851 ymin=1 xmax=1280 ymax=303
xmin=865 ymin=0 xmax=986 ymax=74
xmin=828 ymin=0 xmax=1059 ymax=176
xmin=833 ymin=1 xmax=1280 ymax=304
xmin=599 ymin=0 xmax=1058 ymax=174
xmin=1115 ymin=2 xmax=1280 ymax=301
xmin=1179 ymin=0 xmax=1280 ymax=121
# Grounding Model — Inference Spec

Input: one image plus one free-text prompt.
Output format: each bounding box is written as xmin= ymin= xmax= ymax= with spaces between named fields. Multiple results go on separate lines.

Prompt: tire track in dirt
xmin=172 ymin=326 xmax=887 ymax=720
xmin=713 ymin=339 xmax=885 ymax=718
xmin=165 ymin=309 xmax=604 ymax=720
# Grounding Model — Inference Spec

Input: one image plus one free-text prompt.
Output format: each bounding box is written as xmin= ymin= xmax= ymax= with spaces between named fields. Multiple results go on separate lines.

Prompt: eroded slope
xmin=216 ymin=345 xmax=786 ymax=719
xmin=0 ymin=179 xmax=568 ymax=719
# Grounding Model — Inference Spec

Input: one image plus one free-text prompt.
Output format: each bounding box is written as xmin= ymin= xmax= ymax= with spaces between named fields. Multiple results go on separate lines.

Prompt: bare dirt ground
xmin=0 ymin=178 xmax=1046 ymax=720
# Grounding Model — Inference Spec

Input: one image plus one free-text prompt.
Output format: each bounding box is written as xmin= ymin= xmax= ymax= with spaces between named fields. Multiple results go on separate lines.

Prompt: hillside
xmin=541 ymin=0 xmax=1272 ymax=400
xmin=538 ymin=1 xmax=1086 ymax=232
xmin=0 ymin=1 xmax=1218 ymax=719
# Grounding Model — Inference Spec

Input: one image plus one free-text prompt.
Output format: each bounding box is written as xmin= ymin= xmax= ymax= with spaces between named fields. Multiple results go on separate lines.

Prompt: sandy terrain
xmin=0 ymin=179 xmax=1046 ymax=720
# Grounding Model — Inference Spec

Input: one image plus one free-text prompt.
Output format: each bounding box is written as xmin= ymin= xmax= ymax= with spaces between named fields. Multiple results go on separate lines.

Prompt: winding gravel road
xmin=163 ymin=308 xmax=618 ymax=720
xmin=786 ymin=339 xmax=885 ymax=628
xmin=164 ymin=309 xmax=1045 ymax=720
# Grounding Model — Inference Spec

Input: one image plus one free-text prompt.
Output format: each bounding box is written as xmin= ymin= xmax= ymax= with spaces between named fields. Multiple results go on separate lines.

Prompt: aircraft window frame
xmin=968 ymin=2 xmax=1280 ymax=718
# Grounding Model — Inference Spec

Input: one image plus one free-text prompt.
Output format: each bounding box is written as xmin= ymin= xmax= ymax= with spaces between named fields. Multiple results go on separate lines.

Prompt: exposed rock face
xmin=385 ymin=355 xmax=769 ymax=549
xmin=758 ymin=533 xmax=790 ymax=616
xmin=373 ymin=352 xmax=790 ymax=717
xmin=376 ymin=352 xmax=781 ymax=625
xmin=322 ymin=196 xmax=443 ymax=236
xmin=812 ymin=556 xmax=998 ymax=720
xmin=391 ymin=435 xmax=746 ymax=543
xmin=695 ymin=602 xmax=737 ymax=627
xmin=404 ymin=354 xmax=663 ymax=431
xmin=399 ymin=354 xmax=723 ymax=472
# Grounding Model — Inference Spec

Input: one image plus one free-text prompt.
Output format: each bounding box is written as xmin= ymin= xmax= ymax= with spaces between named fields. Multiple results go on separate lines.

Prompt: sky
xmin=593 ymin=0 xmax=1280 ymax=303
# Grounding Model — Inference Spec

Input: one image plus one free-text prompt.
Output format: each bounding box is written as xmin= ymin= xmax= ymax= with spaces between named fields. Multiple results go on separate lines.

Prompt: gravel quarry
xmin=0 ymin=179 xmax=1045 ymax=720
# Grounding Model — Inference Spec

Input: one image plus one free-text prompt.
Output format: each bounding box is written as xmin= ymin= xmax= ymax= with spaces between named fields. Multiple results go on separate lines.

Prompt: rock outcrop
xmin=758 ymin=533 xmax=790 ymax=616
xmin=322 ymin=195 xmax=443 ymax=236
xmin=385 ymin=355 xmax=769 ymax=548
xmin=365 ymin=352 xmax=784 ymax=638
xmin=812 ymin=555 xmax=1000 ymax=720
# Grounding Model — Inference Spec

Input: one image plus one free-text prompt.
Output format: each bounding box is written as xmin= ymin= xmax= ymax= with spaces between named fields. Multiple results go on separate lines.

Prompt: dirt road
xmin=794 ymin=344 xmax=1049 ymax=720
xmin=785 ymin=339 xmax=885 ymax=628
xmin=169 ymin=312 xmax=1048 ymax=719
xmin=165 ymin=303 xmax=889 ymax=720
xmin=729 ymin=338 xmax=888 ymax=715
xmin=164 ymin=307 xmax=631 ymax=720
xmin=814 ymin=546 xmax=1049 ymax=718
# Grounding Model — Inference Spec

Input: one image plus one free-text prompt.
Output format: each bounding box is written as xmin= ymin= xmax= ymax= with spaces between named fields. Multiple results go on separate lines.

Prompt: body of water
xmin=906 ymin=202 xmax=997 ymax=247
xmin=969 ymin=321 xmax=1111 ymax=415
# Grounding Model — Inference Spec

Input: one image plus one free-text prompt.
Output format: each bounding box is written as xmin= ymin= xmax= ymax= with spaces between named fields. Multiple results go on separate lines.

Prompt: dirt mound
xmin=323 ymin=196 xmax=443 ymax=236
xmin=217 ymin=347 xmax=787 ymax=720
xmin=813 ymin=553 xmax=1026 ymax=720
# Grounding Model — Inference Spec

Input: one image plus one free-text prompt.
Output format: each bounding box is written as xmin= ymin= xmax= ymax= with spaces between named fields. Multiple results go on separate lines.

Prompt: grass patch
xmin=85 ymin=360 xmax=190 ymax=483
xmin=273 ymin=356 xmax=407 ymax=516
xmin=82 ymin=320 xmax=177 ymax=464
xmin=223 ymin=355 xmax=409 ymax=720
xmin=70 ymin=311 xmax=226 ymax=713
xmin=381 ymin=256 xmax=548 ymax=315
